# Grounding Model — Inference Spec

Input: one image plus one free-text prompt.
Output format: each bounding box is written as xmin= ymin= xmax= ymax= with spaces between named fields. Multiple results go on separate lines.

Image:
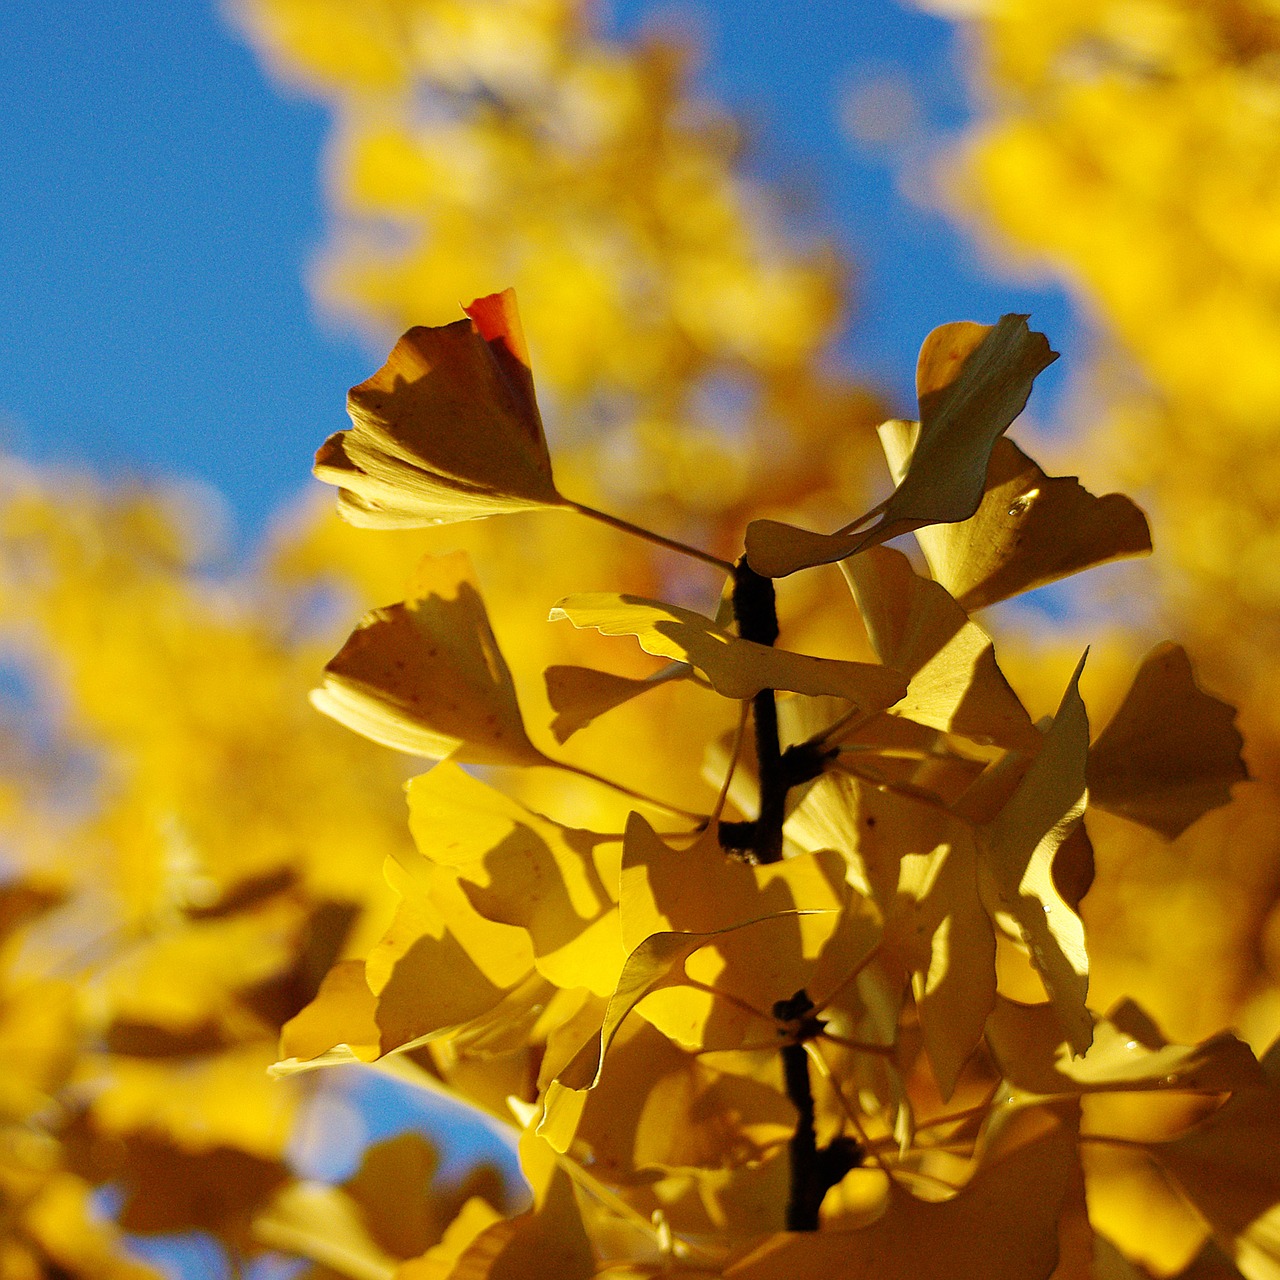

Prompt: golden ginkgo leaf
xmin=543 ymin=660 xmax=690 ymax=743
xmin=745 ymin=316 xmax=1056 ymax=577
xmin=314 ymin=289 xmax=566 ymax=528
xmin=1145 ymin=1044 xmax=1280 ymax=1277
xmin=311 ymin=550 xmax=549 ymax=767
xmin=725 ymin=1106 xmax=1081 ymax=1279
xmin=841 ymin=546 xmax=1038 ymax=750
xmin=986 ymin=997 xmax=1264 ymax=1097
xmin=877 ymin=430 xmax=1152 ymax=612
xmin=1087 ymin=643 xmax=1248 ymax=839
xmin=979 ymin=653 xmax=1092 ymax=1056
xmin=550 ymin=592 xmax=907 ymax=708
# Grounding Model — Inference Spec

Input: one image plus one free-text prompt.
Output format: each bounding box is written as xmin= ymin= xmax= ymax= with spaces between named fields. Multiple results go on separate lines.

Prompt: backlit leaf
xmin=987 ymin=997 xmax=1264 ymax=1097
xmin=1088 ymin=643 xmax=1248 ymax=839
xmin=314 ymin=289 xmax=566 ymax=528
xmin=980 ymin=654 xmax=1093 ymax=1055
xmin=544 ymin=660 xmax=691 ymax=743
xmin=745 ymin=316 xmax=1056 ymax=577
xmin=550 ymin=593 xmax=907 ymax=707
xmin=312 ymin=551 xmax=549 ymax=766
xmin=1147 ymin=1046 xmax=1280 ymax=1278
xmin=877 ymin=432 xmax=1152 ymax=612
xmin=842 ymin=546 xmax=1039 ymax=749
xmin=725 ymin=1106 xmax=1081 ymax=1279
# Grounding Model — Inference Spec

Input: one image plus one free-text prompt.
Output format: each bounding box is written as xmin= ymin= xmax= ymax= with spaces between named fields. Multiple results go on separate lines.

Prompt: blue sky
xmin=0 ymin=0 xmax=1075 ymax=554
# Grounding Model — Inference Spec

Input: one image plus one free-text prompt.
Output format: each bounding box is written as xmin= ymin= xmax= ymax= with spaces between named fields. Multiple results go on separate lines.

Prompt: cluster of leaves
xmin=278 ymin=287 xmax=1275 ymax=1278
xmin=0 ymin=472 xmax=513 ymax=1276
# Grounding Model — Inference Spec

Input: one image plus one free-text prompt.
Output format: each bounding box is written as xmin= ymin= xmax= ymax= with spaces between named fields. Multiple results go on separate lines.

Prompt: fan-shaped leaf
xmin=315 ymin=289 xmax=566 ymax=527
xmin=312 ymin=551 xmax=549 ymax=766
xmin=543 ymin=660 xmax=690 ymax=742
xmin=1088 ymin=643 xmax=1248 ymax=839
xmin=745 ymin=316 xmax=1056 ymax=577
xmin=842 ymin=546 xmax=1038 ymax=749
xmin=877 ymin=432 xmax=1152 ymax=612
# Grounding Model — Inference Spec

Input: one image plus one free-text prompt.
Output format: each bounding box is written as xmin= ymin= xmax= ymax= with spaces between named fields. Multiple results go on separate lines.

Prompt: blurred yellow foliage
xmin=926 ymin=0 xmax=1280 ymax=757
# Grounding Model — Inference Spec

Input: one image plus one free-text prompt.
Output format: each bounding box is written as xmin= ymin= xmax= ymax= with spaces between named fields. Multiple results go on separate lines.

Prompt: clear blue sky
xmin=0 ymin=0 xmax=1074 ymax=554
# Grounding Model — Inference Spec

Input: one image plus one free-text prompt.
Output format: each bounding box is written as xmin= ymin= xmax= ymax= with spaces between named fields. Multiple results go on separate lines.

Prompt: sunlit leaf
xmin=404 ymin=763 xmax=623 ymax=997
xmin=314 ymin=289 xmax=566 ymax=528
xmin=745 ymin=316 xmax=1056 ymax=577
xmin=987 ymin=997 xmax=1264 ymax=1096
xmin=277 ymin=959 xmax=381 ymax=1069
xmin=1088 ymin=643 xmax=1248 ymax=839
xmin=1147 ymin=1044 xmax=1280 ymax=1279
xmin=876 ymin=432 xmax=1152 ymax=612
xmin=788 ymin=771 xmax=994 ymax=1099
xmin=979 ymin=654 xmax=1092 ymax=1054
xmin=842 ymin=546 xmax=1038 ymax=749
xmin=544 ymin=660 xmax=691 ymax=742
xmin=441 ymin=1130 xmax=596 ymax=1280
xmin=312 ymin=550 xmax=549 ymax=766
xmin=725 ymin=1105 xmax=1081 ymax=1279
xmin=550 ymin=593 xmax=907 ymax=706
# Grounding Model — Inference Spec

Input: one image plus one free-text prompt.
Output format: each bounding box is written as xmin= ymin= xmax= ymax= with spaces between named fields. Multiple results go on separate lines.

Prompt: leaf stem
xmin=566 ymin=499 xmax=736 ymax=573
xmin=555 ymin=759 xmax=707 ymax=823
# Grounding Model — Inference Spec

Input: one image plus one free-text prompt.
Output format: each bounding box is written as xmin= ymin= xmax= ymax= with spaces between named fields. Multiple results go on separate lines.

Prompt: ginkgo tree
xmin=275 ymin=286 xmax=1273 ymax=1278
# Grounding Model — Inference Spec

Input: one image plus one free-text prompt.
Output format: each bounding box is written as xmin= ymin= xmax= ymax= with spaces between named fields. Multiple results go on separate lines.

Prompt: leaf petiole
xmin=565 ymin=498 xmax=736 ymax=572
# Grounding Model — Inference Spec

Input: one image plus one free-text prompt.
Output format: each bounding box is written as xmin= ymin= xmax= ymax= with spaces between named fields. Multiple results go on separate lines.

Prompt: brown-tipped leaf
xmin=314 ymin=289 xmax=566 ymax=528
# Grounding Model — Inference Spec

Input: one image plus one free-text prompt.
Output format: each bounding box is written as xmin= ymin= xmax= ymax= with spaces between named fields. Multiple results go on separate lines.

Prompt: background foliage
xmin=1 ymin=1 xmax=1278 ymax=1276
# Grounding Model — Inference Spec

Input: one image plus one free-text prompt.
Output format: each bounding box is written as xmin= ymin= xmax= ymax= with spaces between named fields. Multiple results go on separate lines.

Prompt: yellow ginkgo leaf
xmin=277 ymin=959 xmax=381 ymax=1069
xmin=979 ymin=654 xmax=1092 ymax=1056
xmin=986 ymin=997 xmax=1265 ymax=1097
xmin=314 ymin=289 xmax=566 ymax=528
xmin=543 ymin=660 xmax=691 ymax=743
xmin=1145 ymin=1044 xmax=1280 ymax=1277
xmin=745 ymin=316 xmax=1056 ymax=577
xmin=1087 ymin=643 xmax=1248 ymax=839
xmin=725 ymin=1106 xmax=1081 ymax=1279
xmin=841 ymin=546 xmax=1038 ymax=750
xmin=403 ymin=763 xmax=624 ymax=997
xmin=311 ymin=550 xmax=549 ymax=766
xmin=550 ymin=593 xmax=907 ymax=708
xmin=877 ymin=432 xmax=1152 ymax=612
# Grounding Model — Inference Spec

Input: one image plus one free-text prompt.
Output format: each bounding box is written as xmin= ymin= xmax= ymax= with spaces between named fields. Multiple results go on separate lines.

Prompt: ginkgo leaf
xmin=979 ymin=653 xmax=1093 ymax=1055
xmin=550 ymin=593 xmax=907 ymax=707
xmin=841 ymin=546 xmax=1039 ymax=749
xmin=543 ymin=660 xmax=691 ymax=742
xmin=577 ymin=1019 xmax=793 ymax=1179
xmin=314 ymin=289 xmax=567 ymax=528
xmin=877 ymin=431 xmax=1152 ymax=612
xmin=438 ymin=1132 xmax=596 ymax=1280
xmin=311 ymin=550 xmax=549 ymax=766
xmin=986 ymin=997 xmax=1265 ymax=1097
xmin=403 ymin=763 xmax=624 ymax=997
xmin=725 ymin=1105 xmax=1081 ymax=1279
xmin=1088 ymin=643 xmax=1248 ymax=839
xmin=745 ymin=316 xmax=1056 ymax=577
xmin=277 ymin=959 xmax=381 ymax=1069
xmin=788 ymin=771 xmax=994 ymax=1099
xmin=1146 ymin=1045 xmax=1280 ymax=1277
